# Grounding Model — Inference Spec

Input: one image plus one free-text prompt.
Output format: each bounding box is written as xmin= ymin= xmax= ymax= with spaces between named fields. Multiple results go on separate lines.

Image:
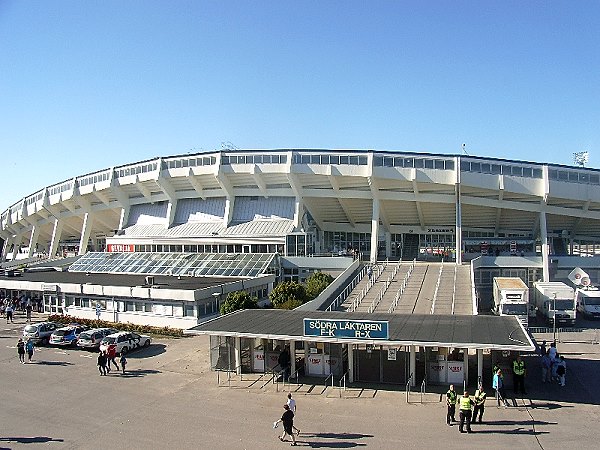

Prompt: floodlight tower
xmin=573 ymin=151 xmax=589 ymax=167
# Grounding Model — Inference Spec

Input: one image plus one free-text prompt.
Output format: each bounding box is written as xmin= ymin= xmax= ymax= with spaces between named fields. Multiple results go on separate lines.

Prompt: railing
xmin=216 ymin=364 xmax=243 ymax=388
xmin=323 ymin=373 xmax=334 ymax=395
xmin=451 ymin=265 xmax=458 ymax=315
xmin=261 ymin=364 xmax=283 ymax=390
xmin=430 ymin=261 xmax=444 ymax=314
xmin=388 ymin=259 xmax=416 ymax=313
xmin=405 ymin=373 xmax=413 ymax=403
xmin=420 ymin=379 xmax=426 ymax=403
xmin=338 ymin=370 xmax=349 ymax=397
xmin=327 ymin=265 xmax=368 ymax=312
xmin=350 ymin=263 xmax=384 ymax=312
xmin=284 ymin=367 xmax=302 ymax=391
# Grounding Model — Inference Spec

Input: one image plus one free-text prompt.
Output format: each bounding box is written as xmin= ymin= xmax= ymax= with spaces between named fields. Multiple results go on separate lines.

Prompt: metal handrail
xmin=328 ymin=265 xmax=369 ymax=311
xmin=405 ymin=373 xmax=413 ymax=403
xmin=451 ymin=265 xmax=457 ymax=315
xmin=216 ymin=364 xmax=243 ymax=387
xmin=261 ymin=364 xmax=283 ymax=390
xmin=338 ymin=370 xmax=349 ymax=397
xmin=324 ymin=373 xmax=334 ymax=394
xmin=284 ymin=367 xmax=302 ymax=391
xmin=420 ymin=378 xmax=426 ymax=403
xmin=430 ymin=261 xmax=444 ymax=314
xmin=388 ymin=260 xmax=415 ymax=313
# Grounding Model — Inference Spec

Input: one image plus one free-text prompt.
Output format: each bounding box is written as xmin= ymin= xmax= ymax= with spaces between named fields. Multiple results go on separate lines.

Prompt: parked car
xmin=23 ymin=322 xmax=60 ymax=345
xmin=77 ymin=328 xmax=118 ymax=350
xmin=99 ymin=331 xmax=151 ymax=355
xmin=49 ymin=324 xmax=89 ymax=347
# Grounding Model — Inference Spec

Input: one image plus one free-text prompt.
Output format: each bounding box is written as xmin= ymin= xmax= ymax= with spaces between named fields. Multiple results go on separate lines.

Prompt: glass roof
xmin=69 ymin=252 xmax=277 ymax=277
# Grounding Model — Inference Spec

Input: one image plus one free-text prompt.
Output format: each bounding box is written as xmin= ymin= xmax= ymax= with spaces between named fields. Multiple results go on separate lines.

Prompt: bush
xmin=269 ymin=281 xmax=308 ymax=308
xmin=276 ymin=299 xmax=303 ymax=310
xmin=220 ymin=291 xmax=258 ymax=314
xmin=305 ymin=271 xmax=334 ymax=299
xmin=47 ymin=315 xmax=184 ymax=337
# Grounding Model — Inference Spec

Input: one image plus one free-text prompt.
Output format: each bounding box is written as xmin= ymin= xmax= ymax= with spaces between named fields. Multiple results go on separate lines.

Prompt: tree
xmin=305 ymin=271 xmax=334 ymax=300
xmin=269 ymin=281 xmax=308 ymax=308
xmin=219 ymin=291 xmax=258 ymax=315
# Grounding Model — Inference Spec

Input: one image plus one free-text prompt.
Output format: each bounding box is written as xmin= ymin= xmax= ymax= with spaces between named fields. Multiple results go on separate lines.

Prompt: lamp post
xmin=552 ymin=292 xmax=557 ymax=344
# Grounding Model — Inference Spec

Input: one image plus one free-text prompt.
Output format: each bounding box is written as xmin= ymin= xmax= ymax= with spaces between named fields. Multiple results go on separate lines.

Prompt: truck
xmin=533 ymin=282 xmax=576 ymax=326
xmin=493 ymin=277 xmax=529 ymax=328
xmin=575 ymin=287 xmax=600 ymax=320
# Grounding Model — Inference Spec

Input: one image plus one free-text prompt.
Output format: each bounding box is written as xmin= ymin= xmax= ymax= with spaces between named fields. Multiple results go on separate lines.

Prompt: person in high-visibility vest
xmin=512 ymin=355 xmax=527 ymax=395
xmin=473 ymin=385 xmax=487 ymax=423
xmin=458 ymin=391 xmax=474 ymax=433
xmin=446 ymin=384 xmax=457 ymax=426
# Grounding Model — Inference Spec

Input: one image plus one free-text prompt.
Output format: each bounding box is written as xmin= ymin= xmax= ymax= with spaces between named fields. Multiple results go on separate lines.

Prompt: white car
xmin=99 ymin=331 xmax=151 ymax=355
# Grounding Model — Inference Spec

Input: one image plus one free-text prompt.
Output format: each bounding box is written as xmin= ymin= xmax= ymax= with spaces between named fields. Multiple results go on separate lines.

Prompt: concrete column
xmin=234 ymin=337 xmax=242 ymax=374
xmin=49 ymin=219 xmax=63 ymax=257
xmin=224 ymin=197 xmax=235 ymax=227
xmin=118 ymin=205 xmax=130 ymax=230
xmin=463 ymin=349 xmax=469 ymax=387
xmin=166 ymin=199 xmax=178 ymax=227
xmin=347 ymin=343 xmax=354 ymax=383
xmin=540 ymin=211 xmax=549 ymax=281
xmin=11 ymin=234 xmax=23 ymax=261
xmin=410 ymin=345 xmax=416 ymax=387
xmin=289 ymin=341 xmax=296 ymax=379
xmin=1 ymin=236 xmax=14 ymax=261
xmin=27 ymin=225 xmax=40 ymax=258
xmin=293 ymin=199 xmax=302 ymax=229
xmin=477 ymin=349 xmax=483 ymax=385
xmin=78 ymin=212 xmax=93 ymax=256
xmin=370 ymin=199 xmax=380 ymax=263
xmin=455 ymin=156 xmax=463 ymax=264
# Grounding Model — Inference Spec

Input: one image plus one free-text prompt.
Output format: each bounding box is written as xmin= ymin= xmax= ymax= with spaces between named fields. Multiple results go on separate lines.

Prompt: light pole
xmin=552 ymin=292 xmax=557 ymax=344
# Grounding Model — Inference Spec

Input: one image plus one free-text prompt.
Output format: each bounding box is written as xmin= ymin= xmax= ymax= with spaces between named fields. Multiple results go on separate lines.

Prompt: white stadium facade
xmin=5 ymin=148 xmax=600 ymax=386
xmin=1 ymin=148 xmax=600 ymax=327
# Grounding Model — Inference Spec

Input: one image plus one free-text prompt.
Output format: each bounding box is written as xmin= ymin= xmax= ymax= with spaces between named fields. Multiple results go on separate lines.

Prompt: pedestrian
xmin=6 ymin=303 xmax=14 ymax=323
xmin=278 ymin=346 xmax=291 ymax=382
xmin=274 ymin=404 xmax=297 ymax=446
xmin=551 ymin=353 xmax=559 ymax=382
xmin=97 ymin=351 xmax=107 ymax=376
xmin=26 ymin=302 xmax=32 ymax=322
xmin=512 ymin=355 xmax=527 ymax=395
xmin=367 ymin=266 xmax=373 ymax=280
xmin=106 ymin=343 xmax=120 ymax=373
xmin=119 ymin=353 xmax=127 ymax=374
xmin=286 ymin=393 xmax=300 ymax=435
xmin=541 ymin=353 xmax=552 ymax=383
xmin=25 ymin=338 xmax=35 ymax=363
xmin=446 ymin=384 xmax=457 ymax=426
xmin=539 ymin=340 xmax=547 ymax=356
xmin=458 ymin=391 xmax=473 ymax=433
xmin=557 ymin=356 xmax=567 ymax=387
xmin=473 ymin=385 xmax=486 ymax=424
xmin=17 ymin=337 xmax=25 ymax=363
xmin=548 ymin=342 xmax=557 ymax=361
xmin=493 ymin=369 xmax=509 ymax=407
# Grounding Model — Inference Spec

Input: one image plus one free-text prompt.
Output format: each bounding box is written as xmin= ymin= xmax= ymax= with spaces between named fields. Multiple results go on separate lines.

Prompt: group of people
xmin=540 ymin=341 xmax=567 ymax=386
xmin=1 ymin=295 xmax=40 ymax=323
xmin=16 ymin=337 xmax=35 ymax=363
xmin=97 ymin=343 xmax=127 ymax=375
xmin=446 ymin=384 xmax=487 ymax=433
xmin=274 ymin=393 xmax=300 ymax=445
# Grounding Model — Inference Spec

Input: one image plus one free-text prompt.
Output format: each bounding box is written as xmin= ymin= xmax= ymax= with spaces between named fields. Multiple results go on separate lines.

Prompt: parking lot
xmin=2 ymin=313 xmax=600 ymax=449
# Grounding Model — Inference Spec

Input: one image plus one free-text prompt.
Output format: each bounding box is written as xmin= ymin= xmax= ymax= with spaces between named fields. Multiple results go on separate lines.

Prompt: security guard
xmin=512 ymin=355 xmax=527 ymax=395
xmin=446 ymin=384 xmax=457 ymax=425
xmin=459 ymin=391 xmax=473 ymax=433
xmin=473 ymin=384 xmax=487 ymax=423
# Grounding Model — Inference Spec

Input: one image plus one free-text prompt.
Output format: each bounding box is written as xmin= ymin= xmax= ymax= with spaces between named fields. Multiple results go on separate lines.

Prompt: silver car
xmin=77 ymin=328 xmax=118 ymax=350
xmin=23 ymin=322 xmax=60 ymax=345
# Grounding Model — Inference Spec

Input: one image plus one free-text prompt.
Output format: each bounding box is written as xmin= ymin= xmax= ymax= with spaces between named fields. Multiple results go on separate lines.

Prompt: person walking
xmin=541 ymin=353 xmax=552 ymax=383
xmin=25 ymin=338 xmax=35 ymax=363
xmin=5 ymin=303 xmax=14 ymax=323
xmin=512 ymin=355 xmax=527 ymax=395
xmin=278 ymin=346 xmax=291 ymax=382
xmin=539 ymin=340 xmax=547 ymax=356
xmin=473 ymin=385 xmax=487 ymax=424
xmin=557 ymin=356 xmax=567 ymax=386
xmin=446 ymin=384 xmax=457 ymax=426
xmin=458 ymin=391 xmax=473 ymax=434
xmin=493 ymin=369 xmax=509 ymax=407
xmin=119 ymin=353 xmax=127 ymax=374
xmin=25 ymin=301 xmax=32 ymax=322
xmin=97 ymin=351 xmax=107 ymax=376
xmin=274 ymin=404 xmax=297 ymax=446
xmin=106 ymin=343 xmax=120 ymax=373
xmin=286 ymin=393 xmax=300 ymax=435
xmin=17 ymin=338 xmax=26 ymax=363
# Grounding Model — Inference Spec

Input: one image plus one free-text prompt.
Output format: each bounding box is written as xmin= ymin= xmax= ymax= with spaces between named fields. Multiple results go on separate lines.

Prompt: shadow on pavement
xmin=33 ymin=360 xmax=73 ymax=366
xmin=479 ymin=419 xmax=557 ymax=426
xmin=470 ymin=428 xmax=549 ymax=436
xmin=126 ymin=343 xmax=166 ymax=359
xmin=0 ymin=436 xmax=64 ymax=444
xmin=295 ymin=433 xmax=372 ymax=447
xmin=117 ymin=369 xmax=161 ymax=378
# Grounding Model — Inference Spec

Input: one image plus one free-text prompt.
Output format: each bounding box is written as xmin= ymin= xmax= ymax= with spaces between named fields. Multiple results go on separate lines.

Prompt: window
xmin=184 ymin=304 xmax=195 ymax=317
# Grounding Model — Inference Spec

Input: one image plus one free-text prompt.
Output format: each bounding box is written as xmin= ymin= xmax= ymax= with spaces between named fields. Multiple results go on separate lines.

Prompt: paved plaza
xmin=1 ymin=313 xmax=599 ymax=449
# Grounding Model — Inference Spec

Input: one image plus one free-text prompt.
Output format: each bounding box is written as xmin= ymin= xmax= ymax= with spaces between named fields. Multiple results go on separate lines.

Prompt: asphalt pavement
xmin=1 ymin=312 xmax=599 ymax=449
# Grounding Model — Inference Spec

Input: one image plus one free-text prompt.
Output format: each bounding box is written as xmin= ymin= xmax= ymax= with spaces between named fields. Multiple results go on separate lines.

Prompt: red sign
xmin=107 ymin=244 xmax=134 ymax=252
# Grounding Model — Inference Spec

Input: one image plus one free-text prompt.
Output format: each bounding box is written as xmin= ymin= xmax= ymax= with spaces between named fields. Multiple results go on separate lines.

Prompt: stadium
xmin=1 ymin=148 xmax=599 ymax=385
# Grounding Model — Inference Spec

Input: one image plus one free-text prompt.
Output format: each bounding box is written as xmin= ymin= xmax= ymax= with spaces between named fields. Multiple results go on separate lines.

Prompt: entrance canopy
xmin=186 ymin=309 xmax=535 ymax=352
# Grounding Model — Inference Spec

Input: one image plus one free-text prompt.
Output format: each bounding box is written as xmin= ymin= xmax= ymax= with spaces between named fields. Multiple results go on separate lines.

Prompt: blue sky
xmin=1 ymin=1 xmax=599 ymax=207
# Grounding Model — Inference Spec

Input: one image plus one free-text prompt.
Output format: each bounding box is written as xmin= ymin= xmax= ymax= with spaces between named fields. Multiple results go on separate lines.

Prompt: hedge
xmin=48 ymin=315 xmax=184 ymax=337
